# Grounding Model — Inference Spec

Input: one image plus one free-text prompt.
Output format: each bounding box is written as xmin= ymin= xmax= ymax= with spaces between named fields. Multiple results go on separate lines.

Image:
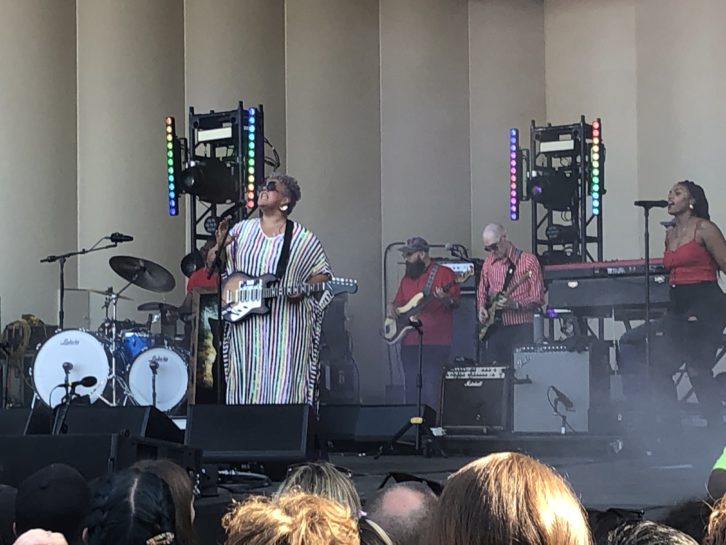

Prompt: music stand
xmin=377 ymin=320 xmax=446 ymax=457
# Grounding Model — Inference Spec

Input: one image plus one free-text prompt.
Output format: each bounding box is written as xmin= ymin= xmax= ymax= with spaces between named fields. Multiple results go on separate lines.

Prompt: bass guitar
xmin=383 ymin=270 xmax=473 ymax=345
xmin=478 ymin=270 xmax=532 ymax=340
xmin=221 ymin=272 xmax=358 ymax=323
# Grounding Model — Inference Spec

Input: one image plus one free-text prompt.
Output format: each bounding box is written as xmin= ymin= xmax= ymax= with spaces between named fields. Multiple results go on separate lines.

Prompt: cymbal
xmin=137 ymin=301 xmax=180 ymax=313
xmin=110 ymin=256 xmax=176 ymax=293
xmin=85 ymin=288 xmax=133 ymax=301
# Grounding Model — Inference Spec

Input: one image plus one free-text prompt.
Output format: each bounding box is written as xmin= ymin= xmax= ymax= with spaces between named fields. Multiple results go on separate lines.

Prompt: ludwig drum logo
xmin=61 ymin=338 xmax=80 ymax=346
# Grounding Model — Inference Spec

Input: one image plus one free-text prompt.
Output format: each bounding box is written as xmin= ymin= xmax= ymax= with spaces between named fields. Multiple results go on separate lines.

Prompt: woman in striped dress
xmin=211 ymin=174 xmax=332 ymax=405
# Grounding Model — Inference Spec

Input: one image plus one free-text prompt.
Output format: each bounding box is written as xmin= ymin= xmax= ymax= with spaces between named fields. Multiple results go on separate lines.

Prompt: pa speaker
xmin=185 ymin=404 xmax=317 ymax=464
xmin=62 ymin=406 xmax=184 ymax=443
xmin=318 ymin=404 xmax=437 ymax=447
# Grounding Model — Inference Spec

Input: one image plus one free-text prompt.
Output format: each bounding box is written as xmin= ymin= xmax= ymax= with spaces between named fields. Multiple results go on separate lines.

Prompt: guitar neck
xmin=263 ymin=281 xmax=328 ymax=299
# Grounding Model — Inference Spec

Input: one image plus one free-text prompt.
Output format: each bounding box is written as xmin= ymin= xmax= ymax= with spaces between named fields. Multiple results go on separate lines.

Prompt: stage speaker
xmin=440 ymin=366 xmax=510 ymax=433
xmin=0 ymin=407 xmax=31 ymax=435
xmin=318 ymin=404 xmax=436 ymax=447
xmin=450 ymin=293 xmax=478 ymax=361
xmin=185 ymin=404 xmax=317 ymax=464
xmin=512 ymin=342 xmax=610 ymax=433
xmin=0 ymin=434 xmax=201 ymax=487
xmin=62 ymin=406 xmax=184 ymax=443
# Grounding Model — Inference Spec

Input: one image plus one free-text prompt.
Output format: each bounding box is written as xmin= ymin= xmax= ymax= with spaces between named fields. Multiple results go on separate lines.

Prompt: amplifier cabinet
xmin=512 ymin=343 xmax=610 ymax=433
xmin=440 ymin=366 xmax=510 ymax=432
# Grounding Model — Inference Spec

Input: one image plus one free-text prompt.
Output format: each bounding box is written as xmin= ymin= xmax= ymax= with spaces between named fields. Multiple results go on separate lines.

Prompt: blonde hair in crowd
xmin=275 ymin=462 xmax=362 ymax=517
xmin=222 ymin=492 xmax=359 ymax=545
xmin=419 ymin=452 xmax=591 ymax=545
xmin=706 ymin=495 xmax=726 ymax=545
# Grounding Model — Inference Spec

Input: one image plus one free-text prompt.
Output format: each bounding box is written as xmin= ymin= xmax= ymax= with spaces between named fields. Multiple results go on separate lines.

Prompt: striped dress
xmin=223 ymin=219 xmax=332 ymax=405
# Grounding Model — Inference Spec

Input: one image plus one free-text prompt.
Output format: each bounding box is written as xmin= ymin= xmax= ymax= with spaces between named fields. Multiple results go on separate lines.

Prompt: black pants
xmin=481 ymin=323 xmax=533 ymax=365
xmin=619 ymin=282 xmax=725 ymax=425
xmin=400 ymin=344 xmax=450 ymax=412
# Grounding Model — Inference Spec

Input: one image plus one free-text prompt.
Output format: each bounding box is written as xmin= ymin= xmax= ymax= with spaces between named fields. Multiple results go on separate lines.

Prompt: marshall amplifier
xmin=440 ymin=365 xmax=510 ymax=433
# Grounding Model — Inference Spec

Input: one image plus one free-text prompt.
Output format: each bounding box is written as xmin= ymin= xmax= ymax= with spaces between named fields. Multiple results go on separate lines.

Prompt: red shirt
xmin=477 ymin=247 xmax=544 ymax=326
xmin=186 ymin=267 xmax=219 ymax=294
xmin=393 ymin=262 xmax=460 ymax=346
xmin=663 ymin=239 xmax=718 ymax=285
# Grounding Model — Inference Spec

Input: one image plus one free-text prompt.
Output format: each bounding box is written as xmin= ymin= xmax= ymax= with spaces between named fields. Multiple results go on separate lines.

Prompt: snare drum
xmin=119 ymin=330 xmax=157 ymax=362
xmin=127 ymin=347 xmax=188 ymax=412
xmin=32 ymin=329 xmax=109 ymax=408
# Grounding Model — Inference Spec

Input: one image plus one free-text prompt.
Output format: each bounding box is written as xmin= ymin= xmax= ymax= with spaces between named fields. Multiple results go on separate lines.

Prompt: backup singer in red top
xmin=661 ymin=180 xmax=726 ymax=427
xmin=477 ymin=224 xmax=544 ymax=365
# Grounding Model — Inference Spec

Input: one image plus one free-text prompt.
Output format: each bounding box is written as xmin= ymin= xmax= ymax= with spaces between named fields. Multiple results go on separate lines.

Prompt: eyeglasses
xmin=259 ymin=181 xmax=278 ymax=192
xmin=484 ymin=241 xmax=500 ymax=252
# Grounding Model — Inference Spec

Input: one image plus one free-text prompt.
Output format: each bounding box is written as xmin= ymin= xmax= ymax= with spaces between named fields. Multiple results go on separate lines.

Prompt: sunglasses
xmin=484 ymin=241 xmax=500 ymax=252
xmin=259 ymin=181 xmax=279 ymax=192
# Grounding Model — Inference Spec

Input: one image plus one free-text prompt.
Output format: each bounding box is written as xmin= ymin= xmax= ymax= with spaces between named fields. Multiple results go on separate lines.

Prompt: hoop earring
xmin=280 ymin=204 xmax=289 ymax=212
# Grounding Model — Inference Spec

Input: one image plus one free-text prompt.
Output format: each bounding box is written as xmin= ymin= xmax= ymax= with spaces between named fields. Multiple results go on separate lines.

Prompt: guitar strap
xmin=500 ymin=249 xmax=522 ymax=294
xmin=422 ymin=263 xmax=440 ymax=296
xmin=274 ymin=220 xmax=295 ymax=281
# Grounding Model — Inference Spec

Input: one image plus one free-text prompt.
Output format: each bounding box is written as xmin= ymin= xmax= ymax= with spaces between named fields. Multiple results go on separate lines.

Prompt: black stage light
xmin=180 ymin=157 xmax=237 ymax=203
xmin=545 ymin=224 xmax=579 ymax=244
xmin=529 ymin=170 xmax=577 ymax=211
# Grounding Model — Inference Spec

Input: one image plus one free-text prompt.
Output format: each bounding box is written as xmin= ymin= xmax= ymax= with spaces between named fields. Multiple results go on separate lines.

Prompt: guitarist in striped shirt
xmin=477 ymin=224 xmax=544 ymax=365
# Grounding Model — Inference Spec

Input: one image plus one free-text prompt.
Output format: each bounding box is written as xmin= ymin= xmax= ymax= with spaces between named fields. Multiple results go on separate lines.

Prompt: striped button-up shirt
xmin=477 ymin=247 xmax=545 ymax=326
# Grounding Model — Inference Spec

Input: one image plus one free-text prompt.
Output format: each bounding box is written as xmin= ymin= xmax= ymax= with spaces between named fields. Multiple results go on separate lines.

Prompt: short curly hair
xmin=267 ymin=173 xmax=301 ymax=215
xmin=222 ymin=492 xmax=359 ymax=545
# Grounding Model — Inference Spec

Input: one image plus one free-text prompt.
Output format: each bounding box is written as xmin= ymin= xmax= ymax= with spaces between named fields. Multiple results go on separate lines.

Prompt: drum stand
xmin=99 ymin=280 xmax=136 ymax=407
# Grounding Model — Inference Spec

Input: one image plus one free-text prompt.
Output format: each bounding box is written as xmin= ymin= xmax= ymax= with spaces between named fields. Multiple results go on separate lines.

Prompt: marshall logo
xmin=464 ymin=380 xmax=483 ymax=387
xmin=61 ymin=338 xmax=80 ymax=346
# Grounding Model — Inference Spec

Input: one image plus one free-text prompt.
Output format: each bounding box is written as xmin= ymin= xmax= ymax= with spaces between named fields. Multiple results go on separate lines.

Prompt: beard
xmin=405 ymin=259 xmax=427 ymax=278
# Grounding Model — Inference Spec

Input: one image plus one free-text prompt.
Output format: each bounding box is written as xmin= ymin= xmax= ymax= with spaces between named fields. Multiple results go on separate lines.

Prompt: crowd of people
xmin=4 ymin=452 xmax=726 ymax=545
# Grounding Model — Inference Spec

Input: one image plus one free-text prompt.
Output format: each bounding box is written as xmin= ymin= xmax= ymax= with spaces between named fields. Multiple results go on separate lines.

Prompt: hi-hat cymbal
xmin=86 ymin=288 xmax=133 ymax=301
xmin=137 ymin=301 xmax=180 ymax=313
xmin=110 ymin=256 xmax=176 ymax=293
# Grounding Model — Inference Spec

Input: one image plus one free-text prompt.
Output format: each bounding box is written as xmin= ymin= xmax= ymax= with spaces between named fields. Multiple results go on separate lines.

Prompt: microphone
xmin=57 ymin=376 xmax=97 ymax=389
xmin=551 ymin=386 xmax=574 ymax=410
xmin=633 ymin=200 xmax=669 ymax=209
xmin=62 ymin=362 xmax=73 ymax=373
xmin=149 ymin=361 xmax=159 ymax=372
xmin=109 ymin=232 xmax=134 ymax=243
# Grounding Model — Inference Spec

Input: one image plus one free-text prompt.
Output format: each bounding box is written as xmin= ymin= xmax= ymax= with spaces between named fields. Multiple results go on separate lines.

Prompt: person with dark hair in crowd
xmin=386 ymin=237 xmax=460 ymax=409
xmin=365 ymin=482 xmax=437 ymax=545
xmin=275 ymin=462 xmax=361 ymax=518
xmin=608 ymin=520 xmax=697 ymax=545
xmin=84 ymin=469 xmax=176 ymax=545
xmin=418 ymin=452 xmax=590 ymax=545
xmin=14 ymin=464 xmax=89 ymax=545
xmin=620 ymin=181 xmax=726 ymax=428
xmin=0 ymin=485 xmax=16 ymax=545
xmin=131 ymin=460 xmax=195 ymax=545
xmin=659 ymin=498 xmax=712 ymax=544
xmin=210 ymin=173 xmax=333 ymax=404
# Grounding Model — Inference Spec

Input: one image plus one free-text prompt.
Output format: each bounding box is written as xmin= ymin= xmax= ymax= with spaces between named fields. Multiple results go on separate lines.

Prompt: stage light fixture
xmin=245 ymin=107 xmax=258 ymax=209
xmin=591 ymin=118 xmax=601 ymax=215
xmin=164 ymin=116 xmax=182 ymax=216
xmin=509 ymin=128 xmax=521 ymax=220
xmin=180 ymin=157 xmax=237 ymax=204
xmin=545 ymin=224 xmax=578 ymax=244
xmin=529 ymin=170 xmax=577 ymax=211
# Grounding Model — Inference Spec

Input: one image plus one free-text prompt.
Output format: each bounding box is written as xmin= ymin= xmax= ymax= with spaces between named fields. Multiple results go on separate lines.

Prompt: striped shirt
xmin=477 ymin=247 xmax=544 ymax=326
xmin=223 ymin=219 xmax=332 ymax=405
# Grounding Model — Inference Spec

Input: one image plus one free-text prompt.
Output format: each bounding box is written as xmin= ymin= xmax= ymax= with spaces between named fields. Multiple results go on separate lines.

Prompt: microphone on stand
xmin=551 ymin=386 xmax=574 ymax=410
xmin=633 ymin=200 xmax=669 ymax=209
xmin=57 ymin=376 xmax=98 ymax=389
xmin=109 ymin=232 xmax=134 ymax=243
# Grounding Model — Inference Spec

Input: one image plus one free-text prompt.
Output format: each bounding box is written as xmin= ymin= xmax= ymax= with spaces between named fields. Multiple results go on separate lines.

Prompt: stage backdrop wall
xmin=1 ymin=0 xmax=725 ymax=400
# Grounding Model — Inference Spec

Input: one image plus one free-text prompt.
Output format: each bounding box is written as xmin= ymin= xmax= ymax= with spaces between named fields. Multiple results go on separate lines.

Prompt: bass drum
xmin=128 ymin=347 xmax=188 ymax=412
xmin=32 ymin=329 xmax=109 ymax=408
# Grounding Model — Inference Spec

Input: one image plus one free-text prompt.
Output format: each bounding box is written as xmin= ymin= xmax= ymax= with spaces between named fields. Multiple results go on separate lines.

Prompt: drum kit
xmin=31 ymin=256 xmax=190 ymax=412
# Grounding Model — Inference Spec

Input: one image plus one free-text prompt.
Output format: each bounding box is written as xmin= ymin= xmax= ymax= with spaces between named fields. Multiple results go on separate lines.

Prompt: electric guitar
xmin=383 ymin=270 xmax=473 ymax=345
xmin=221 ymin=272 xmax=358 ymax=323
xmin=478 ymin=270 xmax=532 ymax=340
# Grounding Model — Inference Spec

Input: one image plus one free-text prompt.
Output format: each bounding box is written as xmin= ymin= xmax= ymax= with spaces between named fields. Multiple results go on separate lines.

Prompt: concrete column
xmin=77 ymin=0 xmax=186 ymax=325
xmin=285 ymin=0 xmax=383 ymax=400
xmin=0 ymin=0 xmax=77 ymax=325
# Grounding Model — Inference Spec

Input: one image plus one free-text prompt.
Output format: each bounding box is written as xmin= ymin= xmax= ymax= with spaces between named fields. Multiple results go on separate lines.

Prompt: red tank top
xmin=663 ymin=238 xmax=718 ymax=285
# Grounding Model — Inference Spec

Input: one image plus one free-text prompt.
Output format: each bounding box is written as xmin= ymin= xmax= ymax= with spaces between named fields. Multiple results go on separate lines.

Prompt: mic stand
xmin=553 ymin=399 xmax=569 ymax=435
xmin=52 ymin=383 xmax=78 ymax=435
xmin=209 ymin=229 xmax=231 ymax=405
xmin=634 ymin=204 xmax=656 ymax=378
xmin=376 ymin=320 xmax=447 ymax=458
xmin=41 ymin=237 xmax=119 ymax=329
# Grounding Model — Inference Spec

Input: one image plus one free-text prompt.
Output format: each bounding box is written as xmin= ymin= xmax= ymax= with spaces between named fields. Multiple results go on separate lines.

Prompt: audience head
xmin=223 ymin=492 xmax=359 ymax=545
xmin=0 ymin=485 xmax=16 ymax=545
xmin=276 ymin=462 xmax=361 ymax=517
xmin=365 ymin=482 xmax=437 ymax=545
xmin=85 ymin=468 xmax=176 ymax=545
xmin=706 ymin=495 xmax=726 ymax=545
xmin=608 ymin=520 xmax=698 ymax=545
xmin=131 ymin=460 xmax=195 ymax=545
xmin=660 ymin=498 xmax=711 ymax=544
xmin=419 ymin=451 xmax=591 ymax=545
xmin=358 ymin=518 xmax=392 ymax=545
xmin=14 ymin=463 xmax=90 ymax=544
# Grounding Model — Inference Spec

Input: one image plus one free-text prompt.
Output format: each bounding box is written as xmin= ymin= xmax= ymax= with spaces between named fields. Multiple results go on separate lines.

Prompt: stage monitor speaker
xmin=185 ymin=404 xmax=317 ymax=464
xmin=62 ymin=406 xmax=184 ymax=444
xmin=512 ymin=343 xmax=610 ymax=433
xmin=0 ymin=407 xmax=31 ymax=435
xmin=0 ymin=434 xmax=201 ymax=487
xmin=318 ymin=404 xmax=436 ymax=447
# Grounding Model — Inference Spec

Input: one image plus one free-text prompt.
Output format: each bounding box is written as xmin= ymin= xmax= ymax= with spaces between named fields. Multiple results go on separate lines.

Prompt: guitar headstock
xmin=329 ymin=277 xmax=358 ymax=295
xmin=456 ymin=269 xmax=474 ymax=283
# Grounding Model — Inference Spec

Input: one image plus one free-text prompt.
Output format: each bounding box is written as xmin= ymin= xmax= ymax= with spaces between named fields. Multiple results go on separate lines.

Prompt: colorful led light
xmin=164 ymin=116 xmax=179 ymax=216
xmin=508 ymin=128 xmax=520 ymax=220
xmin=591 ymin=117 xmax=601 ymax=215
xmin=245 ymin=107 xmax=260 ymax=210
